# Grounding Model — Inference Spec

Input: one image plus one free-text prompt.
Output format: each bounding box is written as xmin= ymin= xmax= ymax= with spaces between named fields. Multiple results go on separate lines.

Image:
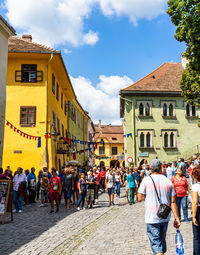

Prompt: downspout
xmin=46 ymin=53 xmax=54 ymax=169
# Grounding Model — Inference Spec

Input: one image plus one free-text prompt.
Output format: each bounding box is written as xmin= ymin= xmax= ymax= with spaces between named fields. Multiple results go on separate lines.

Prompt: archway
xmin=110 ymin=160 xmax=120 ymax=168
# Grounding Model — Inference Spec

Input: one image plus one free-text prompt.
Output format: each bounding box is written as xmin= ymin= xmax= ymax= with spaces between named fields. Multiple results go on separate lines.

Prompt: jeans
xmin=13 ymin=190 xmax=23 ymax=211
xmin=193 ymin=207 xmax=200 ymax=255
xmin=115 ymin=182 xmax=121 ymax=196
xmin=129 ymin=187 xmax=135 ymax=203
xmin=147 ymin=222 xmax=168 ymax=254
xmin=77 ymin=190 xmax=86 ymax=208
xmin=94 ymin=184 xmax=99 ymax=200
xmin=29 ymin=188 xmax=36 ymax=204
xmin=176 ymin=196 xmax=188 ymax=220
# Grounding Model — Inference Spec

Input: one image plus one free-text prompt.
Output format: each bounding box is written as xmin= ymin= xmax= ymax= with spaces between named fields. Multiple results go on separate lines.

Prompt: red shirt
xmin=50 ymin=176 xmax=60 ymax=193
xmin=100 ymin=171 xmax=106 ymax=179
xmin=171 ymin=176 xmax=188 ymax=197
xmin=95 ymin=173 xmax=101 ymax=185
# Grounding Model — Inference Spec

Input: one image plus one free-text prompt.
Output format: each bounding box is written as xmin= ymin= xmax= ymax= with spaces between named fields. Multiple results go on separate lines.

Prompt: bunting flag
xmin=6 ymin=120 xmax=40 ymax=146
xmin=123 ymin=133 xmax=132 ymax=138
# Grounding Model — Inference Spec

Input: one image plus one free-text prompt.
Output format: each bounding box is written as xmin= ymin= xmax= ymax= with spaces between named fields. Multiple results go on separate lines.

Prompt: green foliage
xmin=167 ymin=0 xmax=200 ymax=105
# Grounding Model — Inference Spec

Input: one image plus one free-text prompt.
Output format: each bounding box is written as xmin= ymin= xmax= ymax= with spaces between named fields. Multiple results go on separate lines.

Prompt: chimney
xmin=22 ymin=35 xmax=32 ymax=42
xmin=181 ymin=53 xmax=188 ymax=69
xmin=98 ymin=120 xmax=101 ymax=129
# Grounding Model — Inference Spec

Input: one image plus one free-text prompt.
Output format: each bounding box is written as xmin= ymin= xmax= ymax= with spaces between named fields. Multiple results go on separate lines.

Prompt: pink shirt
xmin=13 ymin=173 xmax=27 ymax=191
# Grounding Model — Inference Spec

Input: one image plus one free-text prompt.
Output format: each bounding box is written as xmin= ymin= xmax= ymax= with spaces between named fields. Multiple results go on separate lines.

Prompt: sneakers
xmin=39 ymin=204 xmax=45 ymax=207
xmin=13 ymin=209 xmax=17 ymax=213
xmin=49 ymin=210 xmax=54 ymax=214
xmin=112 ymin=202 xmax=115 ymax=206
xmin=83 ymin=207 xmax=86 ymax=210
xmin=108 ymin=202 xmax=111 ymax=207
xmin=77 ymin=207 xmax=80 ymax=211
xmin=18 ymin=210 xmax=22 ymax=213
xmin=185 ymin=219 xmax=190 ymax=223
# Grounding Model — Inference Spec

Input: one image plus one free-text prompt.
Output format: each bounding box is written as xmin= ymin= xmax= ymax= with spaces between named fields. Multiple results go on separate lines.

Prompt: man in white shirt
xmin=166 ymin=163 xmax=174 ymax=180
xmin=13 ymin=167 xmax=27 ymax=213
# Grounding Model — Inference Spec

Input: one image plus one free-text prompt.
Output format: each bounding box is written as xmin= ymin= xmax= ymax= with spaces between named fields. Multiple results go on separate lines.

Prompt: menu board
xmin=0 ymin=181 xmax=10 ymax=214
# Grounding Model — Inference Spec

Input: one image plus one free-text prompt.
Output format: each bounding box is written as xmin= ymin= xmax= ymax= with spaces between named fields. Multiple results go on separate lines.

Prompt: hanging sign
xmin=127 ymin=157 xmax=133 ymax=163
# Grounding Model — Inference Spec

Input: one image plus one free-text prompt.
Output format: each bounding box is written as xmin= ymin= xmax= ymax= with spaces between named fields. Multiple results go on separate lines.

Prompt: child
xmin=39 ymin=172 xmax=49 ymax=207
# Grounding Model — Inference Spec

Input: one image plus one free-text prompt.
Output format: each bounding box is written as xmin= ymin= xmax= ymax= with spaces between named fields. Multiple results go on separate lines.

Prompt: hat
xmin=150 ymin=159 xmax=162 ymax=171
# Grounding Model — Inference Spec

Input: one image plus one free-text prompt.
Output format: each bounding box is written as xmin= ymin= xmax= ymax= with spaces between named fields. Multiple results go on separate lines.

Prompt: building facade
xmin=88 ymin=117 xmax=95 ymax=167
xmin=120 ymin=61 xmax=200 ymax=166
xmin=3 ymin=35 xmax=89 ymax=174
xmin=94 ymin=121 xmax=124 ymax=168
xmin=0 ymin=16 xmax=15 ymax=167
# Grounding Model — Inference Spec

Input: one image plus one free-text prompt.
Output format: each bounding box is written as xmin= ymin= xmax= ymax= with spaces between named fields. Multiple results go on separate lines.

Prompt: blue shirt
xmin=27 ymin=173 xmax=36 ymax=181
xmin=127 ymin=174 xmax=136 ymax=188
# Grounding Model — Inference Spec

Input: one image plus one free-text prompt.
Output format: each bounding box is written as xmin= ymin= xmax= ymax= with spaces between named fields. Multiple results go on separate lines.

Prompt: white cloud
xmin=70 ymin=74 xmax=133 ymax=124
xmin=3 ymin=0 xmax=167 ymax=47
xmin=63 ymin=48 xmax=72 ymax=54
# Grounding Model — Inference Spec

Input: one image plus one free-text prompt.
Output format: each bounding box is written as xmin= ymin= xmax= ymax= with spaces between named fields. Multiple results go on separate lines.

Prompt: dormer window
xmin=138 ymin=101 xmax=152 ymax=117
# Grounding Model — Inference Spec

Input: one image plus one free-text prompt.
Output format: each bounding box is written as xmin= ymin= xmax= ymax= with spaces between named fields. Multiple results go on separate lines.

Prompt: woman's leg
xmin=13 ymin=190 xmax=19 ymax=211
xmin=176 ymin=197 xmax=181 ymax=219
xmin=181 ymin=196 xmax=188 ymax=221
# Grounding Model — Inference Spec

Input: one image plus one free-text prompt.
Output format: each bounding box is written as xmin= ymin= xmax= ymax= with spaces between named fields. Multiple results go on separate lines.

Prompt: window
xmin=62 ymin=124 xmax=64 ymax=137
xmin=112 ymin=147 xmax=118 ymax=155
xmin=99 ymin=146 xmax=105 ymax=155
xmin=71 ymin=104 xmax=74 ymax=120
xmin=20 ymin=107 xmax=36 ymax=126
xmin=57 ymin=117 xmax=60 ymax=134
xmin=138 ymin=101 xmax=152 ymax=117
xmin=186 ymin=103 xmax=197 ymax=117
xmin=64 ymin=100 xmax=67 ymax=115
xmin=112 ymin=137 xmax=117 ymax=141
xmin=68 ymin=101 xmax=71 ymax=117
xmin=21 ymin=64 xmax=37 ymax=82
xmin=53 ymin=112 xmax=56 ymax=131
xmin=56 ymin=83 xmax=59 ymax=101
xmin=74 ymin=108 xmax=76 ymax=123
xmin=139 ymin=130 xmax=153 ymax=148
xmin=78 ymin=113 xmax=80 ymax=127
xmin=162 ymin=130 xmax=177 ymax=148
xmin=52 ymin=74 xmax=55 ymax=94
xmin=161 ymin=102 xmax=175 ymax=117
xmin=61 ymin=93 xmax=63 ymax=109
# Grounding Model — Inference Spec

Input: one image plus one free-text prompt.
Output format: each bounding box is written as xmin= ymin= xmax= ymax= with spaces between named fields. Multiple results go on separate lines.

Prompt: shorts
xmin=86 ymin=189 xmax=94 ymax=201
xmin=108 ymin=187 xmax=115 ymax=195
xmin=49 ymin=191 xmax=59 ymax=202
xmin=147 ymin=222 xmax=168 ymax=255
xmin=64 ymin=189 xmax=72 ymax=199
xmin=41 ymin=189 xmax=48 ymax=201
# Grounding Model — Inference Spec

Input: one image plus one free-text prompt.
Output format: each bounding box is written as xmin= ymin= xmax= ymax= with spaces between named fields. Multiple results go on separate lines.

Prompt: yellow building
xmin=3 ymin=35 xmax=88 ymax=174
xmin=94 ymin=121 xmax=124 ymax=168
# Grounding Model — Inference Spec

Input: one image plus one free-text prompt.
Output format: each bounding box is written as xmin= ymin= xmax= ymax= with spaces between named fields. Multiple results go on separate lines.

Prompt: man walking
xmin=137 ymin=159 xmax=180 ymax=255
xmin=106 ymin=168 xmax=115 ymax=206
xmin=127 ymin=169 xmax=137 ymax=205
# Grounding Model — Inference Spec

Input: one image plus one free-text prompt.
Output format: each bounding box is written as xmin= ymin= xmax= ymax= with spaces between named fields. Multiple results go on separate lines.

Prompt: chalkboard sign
xmin=0 ymin=180 xmax=13 ymax=224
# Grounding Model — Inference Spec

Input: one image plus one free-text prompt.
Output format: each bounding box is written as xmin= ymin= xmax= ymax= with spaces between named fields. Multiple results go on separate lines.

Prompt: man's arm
xmin=137 ymin=193 xmax=145 ymax=202
xmin=170 ymin=195 xmax=181 ymax=228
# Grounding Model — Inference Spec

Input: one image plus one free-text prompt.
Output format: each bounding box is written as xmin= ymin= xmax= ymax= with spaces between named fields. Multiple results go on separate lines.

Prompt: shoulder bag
xmin=149 ymin=175 xmax=171 ymax=219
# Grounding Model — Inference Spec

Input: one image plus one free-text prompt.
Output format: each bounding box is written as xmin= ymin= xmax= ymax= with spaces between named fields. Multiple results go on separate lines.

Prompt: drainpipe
xmin=46 ymin=53 xmax=54 ymax=170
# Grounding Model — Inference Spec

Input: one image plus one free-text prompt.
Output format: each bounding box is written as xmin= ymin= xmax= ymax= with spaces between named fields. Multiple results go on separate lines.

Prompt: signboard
xmin=139 ymin=152 xmax=149 ymax=157
xmin=0 ymin=180 xmax=13 ymax=224
xmin=127 ymin=157 xmax=133 ymax=163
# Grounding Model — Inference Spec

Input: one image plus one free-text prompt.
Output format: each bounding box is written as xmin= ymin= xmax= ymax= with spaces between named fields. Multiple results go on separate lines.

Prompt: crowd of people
xmin=0 ymin=155 xmax=199 ymax=254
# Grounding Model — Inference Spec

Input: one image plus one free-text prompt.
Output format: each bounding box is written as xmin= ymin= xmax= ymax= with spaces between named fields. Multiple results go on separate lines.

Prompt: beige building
xmin=0 ymin=16 xmax=15 ymax=167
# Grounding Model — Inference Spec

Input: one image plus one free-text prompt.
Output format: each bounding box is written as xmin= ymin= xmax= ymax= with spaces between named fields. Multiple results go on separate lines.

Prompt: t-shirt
xmin=138 ymin=174 xmax=176 ymax=224
xmin=86 ymin=175 xmax=96 ymax=189
xmin=62 ymin=174 xmax=73 ymax=190
xmin=115 ymin=175 xmax=120 ymax=182
xmin=79 ymin=179 xmax=87 ymax=192
xmin=166 ymin=167 xmax=174 ymax=180
xmin=133 ymin=172 xmax=140 ymax=183
xmin=0 ymin=174 xmax=8 ymax=180
xmin=106 ymin=173 xmax=115 ymax=188
xmin=142 ymin=169 xmax=150 ymax=178
xmin=95 ymin=173 xmax=101 ymax=185
xmin=180 ymin=162 xmax=187 ymax=176
xmin=192 ymin=182 xmax=200 ymax=206
xmin=171 ymin=176 xmax=188 ymax=197
xmin=72 ymin=173 xmax=79 ymax=184
xmin=27 ymin=173 xmax=36 ymax=190
xmin=100 ymin=171 xmax=106 ymax=179
xmin=50 ymin=176 xmax=60 ymax=192
xmin=127 ymin=174 xmax=136 ymax=188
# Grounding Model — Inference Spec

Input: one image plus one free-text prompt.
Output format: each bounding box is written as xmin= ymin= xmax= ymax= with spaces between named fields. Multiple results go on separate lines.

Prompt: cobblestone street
xmin=0 ymin=188 xmax=193 ymax=255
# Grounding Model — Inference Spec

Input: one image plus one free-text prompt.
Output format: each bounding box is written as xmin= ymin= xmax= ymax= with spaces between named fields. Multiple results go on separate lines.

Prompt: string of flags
xmin=123 ymin=133 xmax=132 ymax=138
xmin=6 ymin=120 xmax=41 ymax=147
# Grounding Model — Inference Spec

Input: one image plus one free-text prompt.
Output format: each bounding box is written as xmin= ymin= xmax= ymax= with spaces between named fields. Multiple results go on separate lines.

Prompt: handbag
xmin=149 ymin=175 xmax=171 ymax=219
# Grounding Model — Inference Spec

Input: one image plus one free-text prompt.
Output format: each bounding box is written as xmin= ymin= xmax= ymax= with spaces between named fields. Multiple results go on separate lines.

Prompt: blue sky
xmin=0 ymin=0 xmax=185 ymax=124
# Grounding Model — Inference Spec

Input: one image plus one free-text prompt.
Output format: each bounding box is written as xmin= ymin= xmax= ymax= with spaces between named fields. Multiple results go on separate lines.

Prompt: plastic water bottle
xmin=175 ymin=229 xmax=184 ymax=254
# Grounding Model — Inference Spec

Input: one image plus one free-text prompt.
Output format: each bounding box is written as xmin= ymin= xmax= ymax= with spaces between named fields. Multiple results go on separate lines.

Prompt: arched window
xmin=186 ymin=104 xmax=190 ymax=116
xmin=164 ymin=132 xmax=168 ymax=148
xmin=140 ymin=132 xmax=144 ymax=148
xmin=139 ymin=103 xmax=144 ymax=116
xmin=163 ymin=103 xmax=167 ymax=116
xmin=145 ymin=103 xmax=150 ymax=116
xmin=169 ymin=104 xmax=173 ymax=116
xmin=146 ymin=132 xmax=151 ymax=148
xmin=170 ymin=132 xmax=174 ymax=147
xmin=192 ymin=105 xmax=196 ymax=116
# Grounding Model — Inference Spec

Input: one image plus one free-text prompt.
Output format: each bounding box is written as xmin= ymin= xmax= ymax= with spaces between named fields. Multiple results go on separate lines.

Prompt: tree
xmin=167 ymin=0 xmax=200 ymax=105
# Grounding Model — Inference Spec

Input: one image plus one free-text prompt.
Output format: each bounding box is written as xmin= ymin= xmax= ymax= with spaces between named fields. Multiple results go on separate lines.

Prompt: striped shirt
xmin=138 ymin=174 xmax=176 ymax=224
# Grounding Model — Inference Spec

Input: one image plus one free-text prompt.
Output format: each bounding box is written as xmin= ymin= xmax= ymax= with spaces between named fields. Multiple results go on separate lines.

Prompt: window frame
xmin=21 ymin=64 xmax=37 ymax=83
xmin=112 ymin=147 xmax=118 ymax=155
xmin=161 ymin=102 xmax=176 ymax=118
xmin=185 ymin=103 xmax=198 ymax=118
xmin=61 ymin=92 xmax=63 ymax=109
xmin=52 ymin=73 xmax=55 ymax=94
xmin=138 ymin=130 xmax=153 ymax=149
xmin=162 ymin=130 xmax=177 ymax=149
xmin=20 ymin=106 xmax=36 ymax=127
xmin=138 ymin=101 xmax=152 ymax=117
xmin=56 ymin=83 xmax=59 ymax=101
xmin=99 ymin=146 xmax=105 ymax=155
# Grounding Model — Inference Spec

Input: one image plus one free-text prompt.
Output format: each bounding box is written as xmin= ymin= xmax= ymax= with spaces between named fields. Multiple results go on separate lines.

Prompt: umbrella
xmin=68 ymin=160 xmax=80 ymax=165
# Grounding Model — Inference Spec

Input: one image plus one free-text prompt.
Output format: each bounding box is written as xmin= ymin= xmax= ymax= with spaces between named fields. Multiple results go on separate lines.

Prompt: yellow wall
xmin=94 ymin=137 xmax=124 ymax=167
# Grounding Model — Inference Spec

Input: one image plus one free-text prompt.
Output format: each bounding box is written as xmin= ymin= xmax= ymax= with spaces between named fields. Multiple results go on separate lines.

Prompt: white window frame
xmin=161 ymin=102 xmax=176 ymax=117
xmin=184 ymin=102 xmax=198 ymax=117
xmin=161 ymin=130 xmax=177 ymax=148
xmin=137 ymin=101 xmax=152 ymax=117
xmin=138 ymin=130 xmax=153 ymax=148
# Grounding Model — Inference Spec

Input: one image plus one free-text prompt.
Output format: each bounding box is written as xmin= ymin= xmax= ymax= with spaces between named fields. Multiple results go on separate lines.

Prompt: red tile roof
xmin=95 ymin=125 xmax=124 ymax=144
xmin=8 ymin=36 xmax=59 ymax=53
xmin=120 ymin=62 xmax=183 ymax=93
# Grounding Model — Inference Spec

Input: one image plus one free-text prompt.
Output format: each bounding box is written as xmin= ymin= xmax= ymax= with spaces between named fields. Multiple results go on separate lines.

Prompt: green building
xmin=120 ymin=61 xmax=200 ymax=166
